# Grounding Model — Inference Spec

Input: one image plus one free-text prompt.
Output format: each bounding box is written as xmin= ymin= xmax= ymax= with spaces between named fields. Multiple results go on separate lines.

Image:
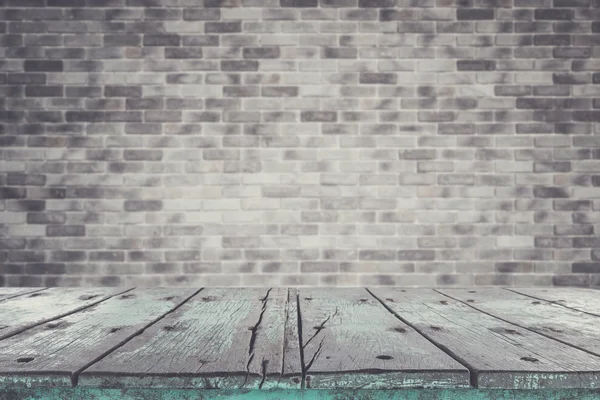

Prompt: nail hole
xmin=305 ymin=297 xmax=313 ymax=301
xmin=163 ymin=297 xmax=175 ymax=301
xmin=46 ymin=322 xmax=61 ymax=329
xmin=385 ymin=298 xmax=394 ymax=302
xmin=313 ymin=326 xmax=324 ymax=330
xmin=468 ymin=291 xmax=476 ymax=293
xmin=325 ymin=356 xmax=330 ymax=359
xmin=28 ymin=293 xmax=43 ymax=298
xmin=292 ymin=378 xmax=300 ymax=383
xmin=466 ymin=299 xmax=475 ymax=303
xmin=163 ymin=326 xmax=175 ymax=331
xmin=0 ymin=326 xmax=7 ymax=330
xmin=16 ymin=357 xmax=34 ymax=363
xmin=430 ymin=326 xmax=442 ymax=331
xmin=202 ymin=296 xmax=216 ymax=302
xmin=79 ymin=294 xmax=100 ymax=301
xmin=521 ymin=357 xmax=539 ymax=363
xmin=532 ymin=301 xmax=540 ymax=305
xmin=376 ymin=355 xmax=393 ymax=360
xmin=440 ymin=300 xmax=448 ymax=305
xmin=120 ymin=294 xmax=135 ymax=299
xmin=400 ymin=290 xmax=406 ymax=292
xmin=504 ymin=329 xmax=521 ymax=335
xmin=109 ymin=327 xmax=121 ymax=333
xmin=359 ymin=298 xmax=368 ymax=302
xmin=392 ymin=327 xmax=406 ymax=333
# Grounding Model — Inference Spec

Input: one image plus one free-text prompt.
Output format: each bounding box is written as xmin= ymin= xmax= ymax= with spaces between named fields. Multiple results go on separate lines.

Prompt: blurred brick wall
xmin=1 ymin=0 xmax=600 ymax=287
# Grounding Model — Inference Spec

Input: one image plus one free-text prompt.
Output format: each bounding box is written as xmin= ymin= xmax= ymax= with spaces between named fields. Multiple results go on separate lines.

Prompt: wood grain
xmin=0 ymin=288 xmax=46 ymax=303
xmin=297 ymin=288 xmax=470 ymax=389
xmin=0 ymin=288 xmax=198 ymax=389
xmin=438 ymin=288 xmax=600 ymax=357
xmin=0 ymin=287 xmax=128 ymax=340
xmin=79 ymin=288 xmax=301 ymax=390
xmin=508 ymin=288 xmax=600 ymax=316
xmin=370 ymin=288 xmax=600 ymax=389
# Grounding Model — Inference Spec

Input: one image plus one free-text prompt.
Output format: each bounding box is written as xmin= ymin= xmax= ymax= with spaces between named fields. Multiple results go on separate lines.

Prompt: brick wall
xmin=1 ymin=0 xmax=600 ymax=287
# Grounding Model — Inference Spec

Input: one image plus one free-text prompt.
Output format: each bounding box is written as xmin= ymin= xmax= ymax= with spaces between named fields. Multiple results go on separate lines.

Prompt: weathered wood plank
xmin=79 ymin=288 xmax=301 ymax=390
xmin=508 ymin=288 xmax=600 ymax=316
xmin=297 ymin=288 xmax=470 ymax=390
xmin=437 ymin=288 xmax=600 ymax=358
xmin=0 ymin=287 xmax=129 ymax=340
xmin=0 ymin=288 xmax=46 ymax=303
xmin=0 ymin=288 xmax=199 ymax=389
xmin=281 ymin=288 xmax=303 ymax=388
xmin=370 ymin=288 xmax=600 ymax=390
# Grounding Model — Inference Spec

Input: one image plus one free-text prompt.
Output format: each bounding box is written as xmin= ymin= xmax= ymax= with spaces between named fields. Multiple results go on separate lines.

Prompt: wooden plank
xmin=508 ymin=288 xmax=600 ymax=316
xmin=437 ymin=288 xmax=600 ymax=357
xmin=0 ymin=288 xmax=199 ymax=389
xmin=369 ymin=288 xmax=600 ymax=390
xmin=79 ymin=288 xmax=302 ymax=390
xmin=281 ymin=288 xmax=303 ymax=388
xmin=0 ymin=288 xmax=46 ymax=303
xmin=0 ymin=287 xmax=129 ymax=340
xmin=296 ymin=288 xmax=470 ymax=390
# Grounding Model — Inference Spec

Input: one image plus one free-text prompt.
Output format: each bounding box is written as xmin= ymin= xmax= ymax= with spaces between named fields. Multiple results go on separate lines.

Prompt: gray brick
xmin=46 ymin=225 xmax=85 ymax=237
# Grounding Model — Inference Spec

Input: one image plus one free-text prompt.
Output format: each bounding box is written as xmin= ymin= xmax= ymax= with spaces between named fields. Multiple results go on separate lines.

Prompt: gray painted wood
xmin=297 ymin=288 xmax=470 ymax=389
xmin=79 ymin=288 xmax=301 ymax=390
xmin=0 ymin=288 xmax=198 ymax=389
xmin=370 ymin=288 xmax=600 ymax=390
xmin=509 ymin=288 xmax=600 ymax=316
xmin=0 ymin=287 xmax=128 ymax=340
xmin=438 ymin=288 xmax=600 ymax=358
xmin=0 ymin=288 xmax=46 ymax=303
xmin=281 ymin=288 xmax=303 ymax=387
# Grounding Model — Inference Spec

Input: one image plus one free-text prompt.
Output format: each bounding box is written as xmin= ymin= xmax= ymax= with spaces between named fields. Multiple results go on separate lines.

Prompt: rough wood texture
xmin=370 ymin=288 xmax=600 ymax=390
xmin=79 ymin=288 xmax=301 ymax=390
xmin=0 ymin=287 xmax=128 ymax=340
xmin=0 ymin=288 xmax=45 ymax=303
xmin=438 ymin=288 xmax=600 ymax=358
xmin=0 ymin=288 xmax=198 ymax=389
xmin=297 ymin=288 xmax=469 ymax=389
xmin=509 ymin=288 xmax=600 ymax=316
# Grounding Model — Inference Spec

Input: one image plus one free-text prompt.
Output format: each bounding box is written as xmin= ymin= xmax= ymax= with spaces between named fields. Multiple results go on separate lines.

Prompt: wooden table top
xmin=0 ymin=287 xmax=600 ymax=394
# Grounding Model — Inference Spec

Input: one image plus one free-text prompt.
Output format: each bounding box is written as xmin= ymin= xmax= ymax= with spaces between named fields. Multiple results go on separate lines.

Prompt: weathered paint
xmin=2 ymin=388 xmax=600 ymax=400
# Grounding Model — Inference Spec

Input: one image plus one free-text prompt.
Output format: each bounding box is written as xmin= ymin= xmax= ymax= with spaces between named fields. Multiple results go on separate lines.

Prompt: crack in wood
xmin=296 ymin=292 xmax=306 ymax=389
xmin=303 ymin=307 xmax=338 ymax=350
xmin=242 ymin=288 xmax=271 ymax=388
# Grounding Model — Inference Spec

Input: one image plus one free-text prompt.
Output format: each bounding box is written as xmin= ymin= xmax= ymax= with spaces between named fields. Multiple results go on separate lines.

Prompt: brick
xmin=46 ymin=225 xmax=85 ymax=237
xmin=221 ymin=60 xmax=259 ymax=71
xmin=281 ymin=0 xmax=319 ymax=6
xmin=534 ymin=9 xmax=573 ymax=20
xmin=24 ymin=60 xmax=63 ymax=72
xmin=205 ymin=22 xmax=242 ymax=33
xmin=183 ymin=9 xmax=221 ymax=20
xmin=457 ymin=9 xmax=494 ymax=20
xmin=359 ymin=73 xmax=397 ymax=84
xmin=457 ymin=60 xmax=495 ymax=71
xmin=301 ymin=111 xmax=337 ymax=122
xmin=124 ymin=200 xmax=163 ymax=212
xmin=243 ymin=47 xmax=281 ymax=59
xmin=143 ymin=34 xmax=180 ymax=46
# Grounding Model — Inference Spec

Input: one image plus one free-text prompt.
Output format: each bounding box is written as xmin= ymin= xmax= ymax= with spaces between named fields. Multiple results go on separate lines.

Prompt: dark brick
xmin=533 ymin=186 xmax=570 ymax=198
xmin=7 ymin=73 xmax=46 ymax=85
xmin=262 ymin=86 xmax=299 ymax=97
xmin=27 ymin=212 xmax=67 ymax=224
xmin=25 ymin=263 xmax=66 ymax=275
xmin=534 ymin=35 xmax=570 ymax=46
xmin=397 ymin=250 xmax=435 ymax=261
xmin=124 ymin=200 xmax=163 ymax=212
xmin=573 ymin=263 xmax=600 ymax=274
xmin=573 ymin=238 xmax=600 ymax=248
xmin=7 ymin=200 xmax=45 ymax=212
xmin=553 ymin=275 xmax=590 ymax=287
xmin=573 ymin=111 xmax=600 ymax=122
xmin=126 ymin=98 xmax=163 ymax=110
xmin=554 ymin=0 xmax=590 ymax=5
xmin=495 ymin=262 xmax=533 ymax=273
xmin=323 ymin=47 xmax=357 ymax=59
xmin=124 ymin=149 xmax=163 ymax=161
xmin=0 ymin=187 xmax=26 ymax=199
xmin=301 ymin=111 xmax=337 ymax=122
xmin=46 ymin=225 xmax=85 ymax=237
xmin=205 ymin=22 xmax=241 ymax=33
xmin=7 ymin=173 xmax=46 ymax=186
xmin=281 ymin=0 xmax=318 ymax=6
xmin=90 ymin=251 xmax=125 ymax=262
xmin=105 ymin=85 xmax=142 ymax=97
xmin=457 ymin=60 xmax=495 ymax=71
xmin=517 ymin=98 xmax=555 ymax=109
xmin=183 ymin=9 xmax=221 ymax=20
xmin=25 ymin=86 xmax=63 ymax=97
xmin=24 ymin=60 xmax=63 ymax=72
xmin=221 ymin=60 xmax=259 ymax=71
xmin=594 ymin=73 xmax=600 ymax=84
xmin=243 ymin=47 xmax=281 ymax=59
xmin=359 ymin=250 xmax=396 ymax=261
xmin=457 ymin=9 xmax=494 ymax=20
xmin=143 ymin=34 xmax=181 ymax=46
xmin=51 ymin=251 xmax=86 ymax=262
xmin=359 ymin=73 xmax=397 ymax=84
xmin=104 ymin=34 xmax=141 ymax=46
xmin=359 ymin=0 xmax=396 ymax=6
xmin=553 ymin=47 xmax=590 ymax=59
xmin=0 ymin=238 xmax=27 ymax=249
xmin=534 ymin=9 xmax=573 ymax=20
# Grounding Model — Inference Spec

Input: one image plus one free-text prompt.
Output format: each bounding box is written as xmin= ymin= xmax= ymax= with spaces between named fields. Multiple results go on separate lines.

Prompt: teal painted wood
xmin=297 ymin=288 xmax=470 ymax=390
xmin=0 ymin=288 xmax=199 ymax=389
xmin=0 ymin=288 xmax=45 ymax=303
xmin=2 ymin=387 xmax=600 ymax=400
xmin=79 ymin=288 xmax=302 ymax=390
xmin=437 ymin=288 xmax=600 ymax=357
xmin=369 ymin=288 xmax=600 ymax=390
xmin=510 ymin=288 xmax=600 ymax=316
xmin=0 ymin=287 xmax=129 ymax=340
